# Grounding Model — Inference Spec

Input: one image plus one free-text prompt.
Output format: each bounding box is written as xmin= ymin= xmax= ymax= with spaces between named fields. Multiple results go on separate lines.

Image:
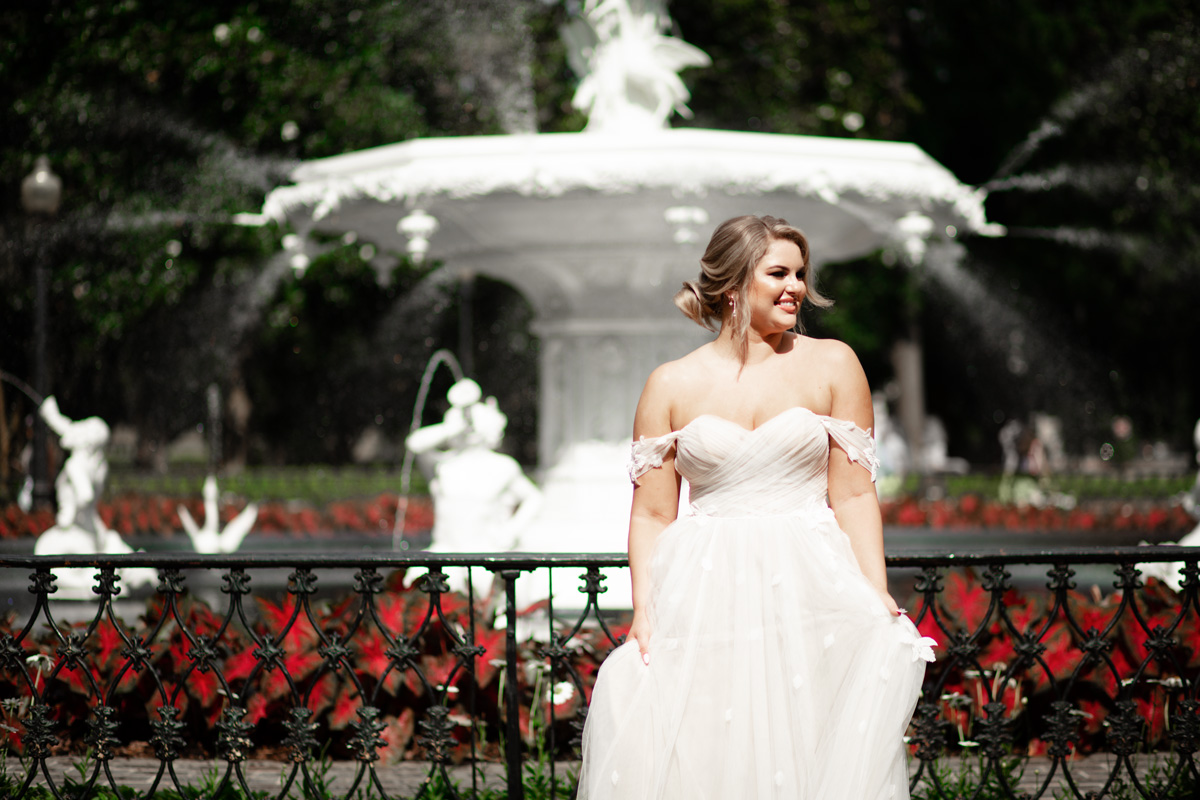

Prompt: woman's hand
xmin=876 ymin=587 xmax=903 ymax=617
xmin=629 ymin=611 xmax=653 ymax=665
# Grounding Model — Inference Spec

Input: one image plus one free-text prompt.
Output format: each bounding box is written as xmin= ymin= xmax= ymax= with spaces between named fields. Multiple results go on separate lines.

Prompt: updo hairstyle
xmin=673 ymin=215 xmax=831 ymax=359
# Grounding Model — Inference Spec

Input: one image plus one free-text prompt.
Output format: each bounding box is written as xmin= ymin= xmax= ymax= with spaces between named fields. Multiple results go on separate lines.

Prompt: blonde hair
xmin=673 ymin=215 xmax=832 ymax=361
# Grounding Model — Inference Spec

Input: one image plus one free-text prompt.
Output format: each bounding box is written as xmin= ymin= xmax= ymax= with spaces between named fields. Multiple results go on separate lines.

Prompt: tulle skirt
xmin=578 ymin=505 xmax=929 ymax=800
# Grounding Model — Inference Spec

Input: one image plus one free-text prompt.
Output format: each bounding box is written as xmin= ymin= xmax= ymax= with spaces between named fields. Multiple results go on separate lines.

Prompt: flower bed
xmin=0 ymin=493 xmax=433 ymax=541
xmin=880 ymin=494 xmax=1195 ymax=534
xmin=3 ymin=492 xmax=1194 ymax=541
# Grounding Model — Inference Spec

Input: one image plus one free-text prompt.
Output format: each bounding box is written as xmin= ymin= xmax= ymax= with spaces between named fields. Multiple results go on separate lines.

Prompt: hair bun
xmin=673 ymin=281 xmax=714 ymax=331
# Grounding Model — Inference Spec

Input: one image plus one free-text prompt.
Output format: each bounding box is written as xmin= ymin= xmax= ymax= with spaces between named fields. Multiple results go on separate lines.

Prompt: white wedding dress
xmin=578 ymin=406 xmax=934 ymax=800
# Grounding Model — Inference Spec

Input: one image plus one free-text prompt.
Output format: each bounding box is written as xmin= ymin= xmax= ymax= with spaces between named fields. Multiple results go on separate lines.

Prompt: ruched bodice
xmin=628 ymin=406 xmax=880 ymax=516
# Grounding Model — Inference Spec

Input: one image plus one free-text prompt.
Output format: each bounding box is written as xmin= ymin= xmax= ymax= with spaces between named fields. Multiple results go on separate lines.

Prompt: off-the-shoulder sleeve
xmin=628 ymin=431 xmax=681 ymax=486
xmin=821 ymin=417 xmax=880 ymax=483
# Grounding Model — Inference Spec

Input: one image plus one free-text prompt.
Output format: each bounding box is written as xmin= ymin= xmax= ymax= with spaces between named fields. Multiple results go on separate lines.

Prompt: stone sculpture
xmin=1137 ymin=417 xmax=1200 ymax=592
xmin=33 ymin=397 xmax=155 ymax=595
xmin=406 ymin=379 xmax=541 ymax=598
xmin=179 ymin=475 xmax=258 ymax=554
xmin=563 ymin=0 xmax=710 ymax=132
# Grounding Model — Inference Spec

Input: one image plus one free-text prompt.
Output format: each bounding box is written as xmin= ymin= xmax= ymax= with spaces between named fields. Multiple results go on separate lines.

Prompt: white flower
xmin=551 ymin=682 xmax=575 ymax=705
xmin=912 ymin=636 xmax=938 ymax=663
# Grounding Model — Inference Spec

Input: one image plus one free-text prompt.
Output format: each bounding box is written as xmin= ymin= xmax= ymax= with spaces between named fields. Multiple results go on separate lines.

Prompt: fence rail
xmin=1 ymin=547 xmax=1199 ymax=799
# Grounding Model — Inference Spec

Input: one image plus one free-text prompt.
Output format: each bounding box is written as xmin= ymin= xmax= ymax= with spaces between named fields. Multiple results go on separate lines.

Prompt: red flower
xmin=943 ymin=571 xmax=991 ymax=632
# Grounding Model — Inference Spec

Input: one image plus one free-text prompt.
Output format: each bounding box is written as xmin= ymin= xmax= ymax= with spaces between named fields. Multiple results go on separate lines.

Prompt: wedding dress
xmin=578 ymin=406 xmax=934 ymax=800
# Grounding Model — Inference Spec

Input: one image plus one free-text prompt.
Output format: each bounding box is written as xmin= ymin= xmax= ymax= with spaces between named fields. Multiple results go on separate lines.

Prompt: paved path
xmin=14 ymin=754 xmax=1185 ymax=798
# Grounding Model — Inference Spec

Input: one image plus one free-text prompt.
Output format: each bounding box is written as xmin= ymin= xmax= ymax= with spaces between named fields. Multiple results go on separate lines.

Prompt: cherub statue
xmin=563 ymin=0 xmax=711 ymax=133
xmin=179 ymin=475 xmax=258 ymax=554
xmin=406 ymin=379 xmax=541 ymax=598
xmin=34 ymin=397 xmax=155 ymax=594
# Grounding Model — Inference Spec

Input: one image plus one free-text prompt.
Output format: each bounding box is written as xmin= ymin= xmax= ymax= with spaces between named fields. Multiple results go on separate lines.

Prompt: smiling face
xmin=743 ymin=237 xmax=808 ymax=335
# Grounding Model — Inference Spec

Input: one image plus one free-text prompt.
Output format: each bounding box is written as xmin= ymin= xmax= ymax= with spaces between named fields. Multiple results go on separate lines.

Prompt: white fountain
xmin=257 ymin=0 xmax=997 ymax=606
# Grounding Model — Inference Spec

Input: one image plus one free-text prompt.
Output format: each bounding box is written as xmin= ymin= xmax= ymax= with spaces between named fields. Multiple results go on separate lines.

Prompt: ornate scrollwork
xmin=1105 ymin=699 xmax=1143 ymax=757
xmin=254 ymin=640 xmax=285 ymax=668
xmin=1113 ymin=563 xmax=1143 ymax=592
xmin=216 ymin=705 xmax=254 ymax=763
xmin=1079 ymin=628 xmax=1113 ymax=659
xmin=282 ymin=706 xmax=319 ymax=763
xmin=1044 ymin=700 xmax=1079 ymax=758
xmin=579 ymin=567 xmax=607 ymax=597
xmin=95 ymin=566 xmax=122 ymax=597
xmin=157 ymin=568 xmax=186 ymax=595
xmin=908 ymin=702 xmax=949 ymax=762
xmin=318 ymin=633 xmax=351 ymax=669
xmin=973 ymin=701 xmax=1013 ymax=760
xmin=188 ymin=635 xmax=218 ymax=671
xmin=349 ymin=705 xmax=386 ymax=763
xmin=0 ymin=633 xmax=25 ymax=668
xmin=150 ymin=705 xmax=187 ymax=761
xmin=945 ymin=631 xmax=980 ymax=660
xmin=1170 ymin=698 xmax=1200 ymax=755
xmin=914 ymin=566 xmax=944 ymax=595
xmin=29 ymin=568 xmax=57 ymax=596
xmin=1047 ymin=564 xmax=1076 ymax=592
xmin=354 ymin=568 xmax=383 ymax=595
xmin=122 ymin=635 xmax=155 ymax=672
xmin=23 ymin=703 xmax=58 ymax=759
xmin=418 ymin=704 xmax=454 ymax=764
xmin=419 ymin=569 xmax=450 ymax=595
xmin=981 ymin=564 xmax=1012 ymax=593
xmin=85 ymin=704 xmax=121 ymax=760
xmin=222 ymin=568 xmax=252 ymax=595
xmin=57 ymin=630 xmax=88 ymax=663
xmin=1012 ymin=633 xmax=1047 ymax=666
xmin=387 ymin=639 xmax=420 ymax=666
xmin=288 ymin=568 xmax=319 ymax=596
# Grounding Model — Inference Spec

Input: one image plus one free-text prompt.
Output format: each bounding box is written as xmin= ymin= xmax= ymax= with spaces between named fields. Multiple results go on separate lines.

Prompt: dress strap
xmin=821 ymin=417 xmax=880 ymax=483
xmin=628 ymin=431 xmax=681 ymax=486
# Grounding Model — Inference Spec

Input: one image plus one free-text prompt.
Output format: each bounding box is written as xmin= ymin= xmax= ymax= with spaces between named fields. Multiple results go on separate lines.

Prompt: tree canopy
xmin=1 ymin=0 xmax=1196 ymax=479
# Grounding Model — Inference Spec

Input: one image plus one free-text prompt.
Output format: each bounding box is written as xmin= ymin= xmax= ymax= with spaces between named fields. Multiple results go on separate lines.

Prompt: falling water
xmin=920 ymin=249 xmax=1110 ymax=440
xmin=392 ymin=348 xmax=464 ymax=550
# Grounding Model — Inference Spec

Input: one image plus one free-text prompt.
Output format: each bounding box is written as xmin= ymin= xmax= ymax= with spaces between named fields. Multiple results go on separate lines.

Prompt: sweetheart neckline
xmin=681 ymin=405 xmax=821 ymax=435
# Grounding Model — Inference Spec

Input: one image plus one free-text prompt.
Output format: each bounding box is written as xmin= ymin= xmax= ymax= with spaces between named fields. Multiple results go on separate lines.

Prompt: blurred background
xmin=1 ymin=0 xmax=1197 ymax=510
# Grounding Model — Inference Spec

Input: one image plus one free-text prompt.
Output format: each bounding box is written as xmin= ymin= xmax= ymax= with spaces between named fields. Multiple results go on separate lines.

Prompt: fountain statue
xmin=257 ymin=1 xmax=996 ymax=608
xmin=178 ymin=475 xmax=258 ymax=554
xmin=33 ymin=397 xmax=156 ymax=594
xmin=405 ymin=378 xmax=541 ymax=598
xmin=1136 ymin=418 xmax=1200 ymax=592
xmin=562 ymin=0 xmax=710 ymax=133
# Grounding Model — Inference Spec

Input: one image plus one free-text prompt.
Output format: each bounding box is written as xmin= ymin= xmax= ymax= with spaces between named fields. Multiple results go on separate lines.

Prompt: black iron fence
xmin=1 ymin=547 xmax=1199 ymax=799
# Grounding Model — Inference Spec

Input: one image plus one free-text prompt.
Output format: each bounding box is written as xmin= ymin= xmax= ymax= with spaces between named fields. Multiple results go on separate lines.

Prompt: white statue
xmin=178 ymin=475 xmax=258 ymax=553
xmin=563 ymin=0 xmax=711 ymax=133
xmin=405 ymin=379 xmax=541 ymax=598
xmin=1136 ymin=418 xmax=1200 ymax=592
xmin=33 ymin=397 xmax=155 ymax=595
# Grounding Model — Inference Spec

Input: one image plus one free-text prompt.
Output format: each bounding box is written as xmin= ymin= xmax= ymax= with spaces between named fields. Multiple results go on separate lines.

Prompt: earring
xmin=728 ymin=296 xmax=736 ymax=320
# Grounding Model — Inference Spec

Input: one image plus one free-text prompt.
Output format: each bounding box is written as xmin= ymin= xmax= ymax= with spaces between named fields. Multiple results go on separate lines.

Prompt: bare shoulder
xmin=801 ymin=337 xmax=871 ymax=424
xmin=636 ymin=345 xmax=715 ymax=435
xmin=802 ymin=336 xmax=860 ymax=372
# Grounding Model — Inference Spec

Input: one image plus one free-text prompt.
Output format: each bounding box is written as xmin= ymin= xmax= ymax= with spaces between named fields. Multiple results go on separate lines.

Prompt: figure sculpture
xmin=405 ymin=379 xmax=541 ymax=598
xmin=1137 ymin=418 xmax=1200 ymax=592
xmin=179 ymin=475 xmax=258 ymax=553
xmin=563 ymin=0 xmax=710 ymax=133
xmin=33 ymin=397 xmax=155 ymax=594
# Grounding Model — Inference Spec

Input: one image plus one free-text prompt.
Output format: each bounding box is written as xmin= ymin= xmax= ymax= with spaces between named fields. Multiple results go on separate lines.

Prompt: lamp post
xmin=21 ymin=155 xmax=62 ymax=508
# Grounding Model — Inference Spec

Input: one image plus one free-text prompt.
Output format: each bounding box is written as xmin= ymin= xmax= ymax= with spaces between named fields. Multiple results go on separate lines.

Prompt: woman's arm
xmin=627 ymin=366 xmax=682 ymax=663
xmin=824 ymin=342 xmax=900 ymax=616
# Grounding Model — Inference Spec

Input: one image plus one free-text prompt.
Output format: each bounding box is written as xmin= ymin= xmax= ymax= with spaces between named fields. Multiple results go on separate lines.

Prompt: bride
xmin=577 ymin=215 xmax=935 ymax=799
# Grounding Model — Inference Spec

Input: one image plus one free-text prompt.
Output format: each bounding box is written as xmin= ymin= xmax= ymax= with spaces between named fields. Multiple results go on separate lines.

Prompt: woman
xmin=577 ymin=215 xmax=934 ymax=800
